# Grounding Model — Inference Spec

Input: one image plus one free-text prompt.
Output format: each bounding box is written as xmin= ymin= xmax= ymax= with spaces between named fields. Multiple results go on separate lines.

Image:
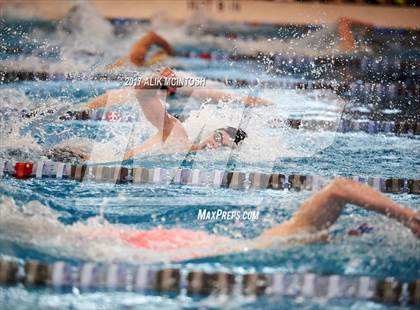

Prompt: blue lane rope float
xmin=0 ymin=259 xmax=418 ymax=305
xmin=176 ymin=52 xmax=419 ymax=83
xmin=53 ymin=109 xmax=420 ymax=136
xmin=2 ymin=161 xmax=419 ymax=195
xmin=176 ymin=51 xmax=417 ymax=75
xmin=1 ymin=70 xmax=417 ymax=122
xmin=0 ymin=69 xmax=340 ymax=89
xmin=286 ymin=118 xmax=420 ymax=136
xmin=2 ymin=69 xmax=417 ymax=99
xmin=347 ymin=81 xmax=419 ymax=101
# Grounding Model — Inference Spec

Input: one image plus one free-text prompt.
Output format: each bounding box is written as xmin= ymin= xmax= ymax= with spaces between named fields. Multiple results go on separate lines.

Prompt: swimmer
xmin=337 ymin=17 xmax=373 ymax=52
xmin=52 ymin=69 xmax=249 ymax=161
xmin=48 ymin=68 xmax=272 ymax=161
xmin=106 ymin=32 xmax=174 ymax=69
xmin=127 ymin=179 xmax=419 ymax=248
xmin=1 ymin=176 xmax=418 ymax=262
xmin=74 ymin=68 xmax=262 ymax=160
xmin=255 ymin=178 xmax=420 ymax=246
xmin=82 ymin=178 xmax=420 ymax=261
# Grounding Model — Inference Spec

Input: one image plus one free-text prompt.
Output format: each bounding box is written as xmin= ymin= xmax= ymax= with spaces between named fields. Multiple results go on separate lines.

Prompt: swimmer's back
xmin=120 ymin=228 xmax=226 ymax=251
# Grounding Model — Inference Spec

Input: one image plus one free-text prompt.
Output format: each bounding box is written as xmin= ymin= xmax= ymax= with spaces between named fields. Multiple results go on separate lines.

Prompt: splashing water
xmin=0 ymin=89 xmax=44 ymax=161
xmin=0 ymin=196 xmax=241 ymax=263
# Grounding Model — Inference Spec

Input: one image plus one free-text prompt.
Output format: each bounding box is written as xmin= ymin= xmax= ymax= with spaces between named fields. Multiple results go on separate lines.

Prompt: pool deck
xmin=1 ymin=0 xmax=419 ymax=29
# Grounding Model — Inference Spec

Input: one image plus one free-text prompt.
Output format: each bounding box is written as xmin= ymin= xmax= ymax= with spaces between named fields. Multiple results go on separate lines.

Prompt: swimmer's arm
xmin=185 ymin=88 xmax=272 ymax=107
xmin=84 ymin=93 xmax=109 ymax=110
xmin=255 ymin=179 xmax=420 ymax=248
xmin=140 ymin=32 xmax=173 ymax=55
xmin=84 ymin=89 xmax=132 ymax=110
xmin=128 ymin=32 xmax=174 ymax=67
xmin=84 ymin=73 xmax=177 ymax=110
xmin=123 ymin=132 xmax=163 ymax=160
xmin=337 ymin=18 xmax=373 ymax=53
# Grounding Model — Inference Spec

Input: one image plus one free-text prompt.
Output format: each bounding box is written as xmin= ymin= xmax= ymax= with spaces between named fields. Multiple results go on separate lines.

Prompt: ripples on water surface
xmin=0 ymin=3 xmax=419 ymax=309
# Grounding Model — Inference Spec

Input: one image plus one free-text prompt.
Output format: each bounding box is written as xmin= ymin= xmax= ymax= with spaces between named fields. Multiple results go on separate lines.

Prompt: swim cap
xmin=218 ymin=127 xmax=247 ymax=145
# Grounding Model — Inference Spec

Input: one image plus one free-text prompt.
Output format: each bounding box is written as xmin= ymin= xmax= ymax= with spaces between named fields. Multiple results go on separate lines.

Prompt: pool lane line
xmin=0 ymin=69 xmax=341 ymax=89
xmin=2 ymin=69 xmax=417 ymax=100
xmin=1 ymin=161 xmax=419 ymax=195
xmin=2 ymin=70 xmax=417 ymax=124
xmin=0 ymin=259 xmax=418 ymax=305
xmin=287 ymin=118 xmax=420 ymax=136
xmin=13 ymin=104 xmax=419 ymax=135
xmin=2 ymin=51 xmax=418 ymax=88
xmin=53 ymin=109 xmax=420 ymax=136
xmin=2 ymin=70 xmax=418 ymax=121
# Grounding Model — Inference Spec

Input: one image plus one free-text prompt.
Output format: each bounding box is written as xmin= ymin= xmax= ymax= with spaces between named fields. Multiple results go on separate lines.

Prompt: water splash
xmin=0 ymin=195 xmax=239 ymax=263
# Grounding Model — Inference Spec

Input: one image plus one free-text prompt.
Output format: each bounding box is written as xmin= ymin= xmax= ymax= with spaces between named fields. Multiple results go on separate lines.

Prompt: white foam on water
xmin=0 ymin=1 xmax=118 ymax=73
xmin=0 ymin=56 xmax=88 ymax=73
xmin=0 ymin=89 xmax=45 ymax=161
xmin=0 ymin=82 xmax=344 ymax=165
xmin=181 ymin=88 xmax=344 ymax=164
xmin=0 ymin=196 xmax=241 ymax=263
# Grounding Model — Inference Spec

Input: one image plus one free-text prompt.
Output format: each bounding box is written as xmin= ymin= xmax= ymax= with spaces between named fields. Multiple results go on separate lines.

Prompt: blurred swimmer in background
xmin=106 ymin=32 xmax=174 ymax=69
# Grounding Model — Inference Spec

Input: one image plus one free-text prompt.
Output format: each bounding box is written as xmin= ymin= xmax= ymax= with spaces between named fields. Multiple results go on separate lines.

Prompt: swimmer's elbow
xmin=129 ymin=53 xmax=145 ymax=67
xmin=147 ymin=31 xmax=158 ymax=38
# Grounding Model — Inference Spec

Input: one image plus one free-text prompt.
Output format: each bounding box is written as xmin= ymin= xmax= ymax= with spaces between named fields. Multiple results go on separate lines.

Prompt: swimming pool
xmin=1 ymin=4 xmax=419 ymax=310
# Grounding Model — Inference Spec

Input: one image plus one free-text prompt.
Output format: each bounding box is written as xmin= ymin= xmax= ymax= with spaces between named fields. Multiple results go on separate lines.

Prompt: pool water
xmin=1 ymin=6 xmax=419 ymax=310
xmin=1 ymin=77 xmax=419 ymax=308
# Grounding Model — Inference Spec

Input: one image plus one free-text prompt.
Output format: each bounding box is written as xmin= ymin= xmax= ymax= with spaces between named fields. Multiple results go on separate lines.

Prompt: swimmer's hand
xmin=105 ymin=57 xmax=129 ymax=70
xmin=134 ymin=67 xmax=183 ymax=90
xmin=159 ymin=67 xmax=183 ymax=87
xmin=122 ymin=150 xmax=134 ymax=161
xmin=243 ymin=96 xmax=272 ymax=107
xmin=160 ymin=67 xmax=175 ymax=78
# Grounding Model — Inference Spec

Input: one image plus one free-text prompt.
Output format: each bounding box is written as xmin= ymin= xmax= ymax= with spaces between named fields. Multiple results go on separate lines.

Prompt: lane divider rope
xmin=0 ymin=259 xmax=418 ymax=305
xmin=1 ymin=161 xmax=419 ymax=195
xmin=1 ymin=71 xmax=417 ymax=110
xmin=0 ymin=70 xmax=340 ymax=89
xmin=2 ymin=68 xmax=416 ymax=95
xmin=54 ymin=109 xmax=420 ymax=136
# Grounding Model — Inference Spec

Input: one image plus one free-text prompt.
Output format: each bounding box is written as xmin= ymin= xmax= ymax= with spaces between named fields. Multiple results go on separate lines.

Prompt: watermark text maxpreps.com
xmin=197 ymin=209 xmax=259 ymax=221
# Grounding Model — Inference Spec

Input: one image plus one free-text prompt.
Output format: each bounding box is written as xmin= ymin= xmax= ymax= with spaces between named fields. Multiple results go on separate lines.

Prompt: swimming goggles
xmin=213 ymin=130 xmax=235 ymax=148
